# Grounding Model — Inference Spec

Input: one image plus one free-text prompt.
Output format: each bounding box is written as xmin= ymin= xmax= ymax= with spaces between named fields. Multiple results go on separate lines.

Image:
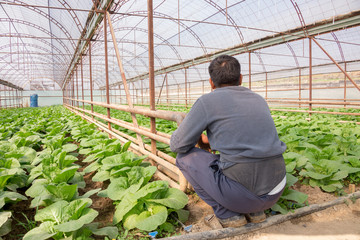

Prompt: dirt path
xmin=181 ymin=186 xmax=360 ymax=240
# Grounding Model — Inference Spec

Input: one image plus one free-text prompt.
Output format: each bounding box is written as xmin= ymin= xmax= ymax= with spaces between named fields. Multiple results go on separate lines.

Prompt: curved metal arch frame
xmin=0 ymin=34 xmax=69 ymax=66
xmin=56 ymin=0 xmax=84 ymax=33
xmin=0 ymin=18 xmax=72 ymax=57
xmin=114 ymin=26 xmax=183 ymax=62
xmin=21 ymin=76 xmax=61 ymax=90
xmin=112 ymin=10 xmax=208 ymax=56
xmin=0 ymin=44 xmax=66 ymax=86
xmin=112 ymin=26 xmax=202 ymax=87
xmin=331 ymin=32 xmax=345 ymax=63
xmin=0 ymin=43 xmax=66 ymax=71
xmin=2 ymin=0 xmax=77 ymax=49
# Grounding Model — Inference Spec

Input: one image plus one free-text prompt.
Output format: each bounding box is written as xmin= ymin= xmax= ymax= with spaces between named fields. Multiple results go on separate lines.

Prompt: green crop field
xmin=1 ymin=105 xmax=359 ymax=239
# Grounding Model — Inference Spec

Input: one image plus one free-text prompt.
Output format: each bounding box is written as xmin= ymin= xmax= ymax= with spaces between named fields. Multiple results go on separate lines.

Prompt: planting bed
xmin=0 ymin=105 xmax=359 ymax=239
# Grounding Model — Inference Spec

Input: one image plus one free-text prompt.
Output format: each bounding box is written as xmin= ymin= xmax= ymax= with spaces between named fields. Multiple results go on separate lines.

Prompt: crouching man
xmin=170 ymin=55 xmax=286 ymax=229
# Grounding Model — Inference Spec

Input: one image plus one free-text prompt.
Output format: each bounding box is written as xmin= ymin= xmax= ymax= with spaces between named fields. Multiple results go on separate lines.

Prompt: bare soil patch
xmin=177 ymin=184 xmax=360 ymax=240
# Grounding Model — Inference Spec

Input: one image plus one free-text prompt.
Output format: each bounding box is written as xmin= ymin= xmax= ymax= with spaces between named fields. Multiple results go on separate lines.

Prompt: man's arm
xmin=170 ymin=99 xmax=208 ymax=153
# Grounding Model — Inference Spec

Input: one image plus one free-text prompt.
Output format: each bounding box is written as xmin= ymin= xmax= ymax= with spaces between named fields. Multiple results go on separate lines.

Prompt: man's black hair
xmin=208 ymin=55 xmax=241 ymax=87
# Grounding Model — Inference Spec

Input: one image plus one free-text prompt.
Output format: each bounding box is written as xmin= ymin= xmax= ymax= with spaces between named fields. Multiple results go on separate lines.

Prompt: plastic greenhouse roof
xmin=0 ymin=0 xmax=359 ymax=91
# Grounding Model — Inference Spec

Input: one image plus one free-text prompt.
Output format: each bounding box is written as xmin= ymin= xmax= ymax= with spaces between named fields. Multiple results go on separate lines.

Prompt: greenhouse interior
xmin=0 ymin=0 xmax=360 ymax=239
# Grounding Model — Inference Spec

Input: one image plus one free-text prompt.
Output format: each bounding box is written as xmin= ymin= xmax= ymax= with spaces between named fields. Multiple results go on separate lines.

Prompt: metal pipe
xmin=64 ymin=98 xmax=186 ymax=125
xmin=271 ymin=108 xmax=360 ymax=116
xmin=106 ymin=11 xmax=144 ymax=148
xmin=67 ymin=104 xmax=171 ymax=144
xmin=309 ymin=38 xmax=312 ymax=113
xmin=81 ymin=56 xmax=84 ymax=109
xmin=185 ymin=68 xmax=188 ymax=108
xmin=249 ymin=51 xmax=251 ymax=89
xmin=312 ymin=37 xmax=360 ymax=91
xmin=65 ymin=105 xmax=182 ymax=189
xmin=299 ymin=68 xmax=302 ymax=108
xmin=104 ymin=11 xmax=112 ymax=132
xmin=148 ymin=0 xmax=157 ymax=155
xmin=89 ymin=41 xmax=94 ymax=119
xmin=76 ymin=68 xmax=79 ymax=108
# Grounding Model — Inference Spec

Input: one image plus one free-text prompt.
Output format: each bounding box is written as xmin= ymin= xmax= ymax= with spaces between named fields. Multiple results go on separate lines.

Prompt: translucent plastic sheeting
xmin=0 ymin=0 xmax=359 ymax=91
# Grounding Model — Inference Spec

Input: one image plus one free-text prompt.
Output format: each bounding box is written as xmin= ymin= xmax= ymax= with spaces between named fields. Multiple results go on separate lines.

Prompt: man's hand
xmin=197 ymin=134 xmax=211 ymax=152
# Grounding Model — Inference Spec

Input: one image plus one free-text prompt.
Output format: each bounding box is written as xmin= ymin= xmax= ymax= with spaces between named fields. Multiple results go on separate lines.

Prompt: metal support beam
xmin=106 ymin=11 xmax=144 ymax=148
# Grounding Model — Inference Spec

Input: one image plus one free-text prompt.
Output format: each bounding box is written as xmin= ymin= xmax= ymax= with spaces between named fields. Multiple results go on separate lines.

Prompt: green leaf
xmin=306 ymin=171 xmax=332 ymax=180
xmin=174 ymin=209 xmax=190 ymax=223
xmin=90 ymin=226 xmax=118 ymax=239
xmin=285 ymin=173 xmax=298 ymax=188
xmin=54 ymin=208 xmax=98 ymax=232
xmin=0 ymin=191 xmax=27 ymax=208
xmin=92 ymin=171 xmax=110 ymax=182
xmin=122 ymin=141 xmax=131 ymax=152
xmin=124 ymin=205 xmax=168 ymax=231
xmin=62 ymin=143 xmax=78 ymax=153
xmin=23 ymin=222 xmax=56 ymax=240
xmin=136 ymin=205 xmax=168 ymax=231
xmin=113 ymin=181 xmax=168 ymax=224
xmin=46 ymin=183 xmax=77 ymax=201
xmin=331 ymin=170 xmax=348 ymax=181
xmin=35 ymin=200 xmax=69 ymax=222
xmin=0 ymin=211 xmax=12 ymax=237
xmin=285 ymin=161 xmax=296 ymax=173
xmin=80 ymin=188 xmax=101 ymax=199
xmin=25 ymin=179 xmax=48 ymax=198
xmin=280 ymin=189 xmax=308 ymax=204
xmin=79 ymin=148 xmax=91 ymax=155
xmin=53 ymin=166 xmax=79 ymax=183
xmin=106 ymin=177 xmax=129 ymax=201
xmin=147 ymin=188 xmax=188 ymax=209
xmin=271 ymin=203 xmax=288 ymax=214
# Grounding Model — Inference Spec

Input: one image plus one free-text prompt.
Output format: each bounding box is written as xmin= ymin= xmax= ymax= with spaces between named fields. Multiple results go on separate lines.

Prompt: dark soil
xmin=2 ymin=188 xmax=36 ymax=240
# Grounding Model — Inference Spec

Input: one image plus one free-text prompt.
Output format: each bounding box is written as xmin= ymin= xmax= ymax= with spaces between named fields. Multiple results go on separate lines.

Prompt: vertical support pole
xmin=166 ymin=73 xmax=169 ymax=106
xmin=309 ymin=38 xmax=313 ymax=114
xmin=104 ymin=11 xmax=112 ymax=132
xmin=249 ymin=51 xmax=251 ymax=89
xmin=189 ymin=82 xmax=191 ymax=105
xmin=118 ymin=84 xmax=121 ymax=105
xmin=81 ymin=56 xmax=84 ymax=110
xmin=76 ymin=68 xmax=79 ymax=108
xmin=0 ymin=85 xmax=2 ymax=109
xmin=72 ymin=75 xmax=75 ymax=107
xmin=202 ymin=80 xmax=204 ymax=95
xmin=185 ymin=68 xmax=188 ymax=108
xmin=132 ymin=82 xmax=136 ymax=105
xmin=141 ymin=80 xmax=144 ymax=105
xmin=344 ymin=62 xmax=347 ymax=108
xmin=148 ymin=0 xmax=157 ymax=155
xmin=265 ymin=72 xmax=268 ymax=100
xmin=178 ymin=84 xmax=180 ymax=105
xmin=89 ymin=42 xmax=94 ymax=119
xmin=299 ymin=68 xmax=302 ymax=108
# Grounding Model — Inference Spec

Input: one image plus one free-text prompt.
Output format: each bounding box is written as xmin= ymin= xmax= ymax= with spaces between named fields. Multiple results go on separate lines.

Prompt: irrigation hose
xmin=163 ymin=191 xmax=360 ymax=240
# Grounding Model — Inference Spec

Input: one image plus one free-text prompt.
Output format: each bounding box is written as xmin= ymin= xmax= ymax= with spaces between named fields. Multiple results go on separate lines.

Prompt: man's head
xmin=208 ymin=55 xmax=242 ymax=88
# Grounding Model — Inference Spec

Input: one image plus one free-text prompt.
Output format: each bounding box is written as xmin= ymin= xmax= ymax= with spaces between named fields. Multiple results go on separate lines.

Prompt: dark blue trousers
xmin=176 ymin=147 xmax=284 ymax=219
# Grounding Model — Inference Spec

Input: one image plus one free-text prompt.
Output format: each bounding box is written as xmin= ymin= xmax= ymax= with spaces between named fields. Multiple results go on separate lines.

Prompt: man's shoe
xmin=218 ymin=214 xmax=247 ymax=228
xmin=245 ymin=211 xmax=266 ymax=223
xmin=204 ymin=214 xmax=223 ymax=229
